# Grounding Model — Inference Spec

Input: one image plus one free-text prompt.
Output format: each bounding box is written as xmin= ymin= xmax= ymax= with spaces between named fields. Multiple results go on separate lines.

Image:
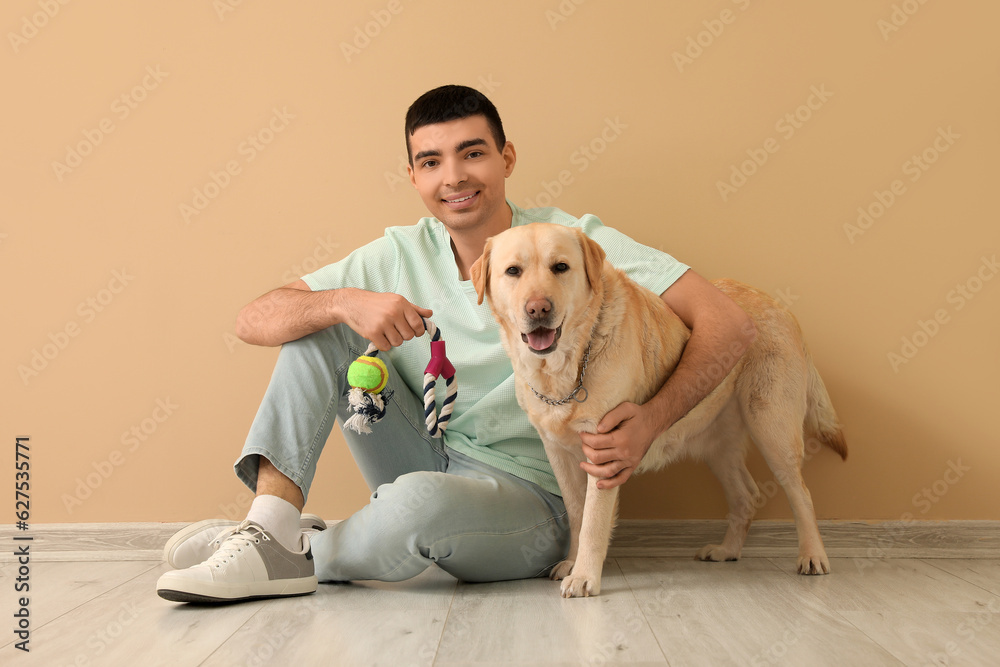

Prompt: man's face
xmin=407 ymin=115 xmax=516 ymax=234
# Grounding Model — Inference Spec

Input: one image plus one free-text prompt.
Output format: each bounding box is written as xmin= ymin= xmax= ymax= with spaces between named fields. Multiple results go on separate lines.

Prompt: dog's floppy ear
xmin=578 ymin=229 xmax=606 ymax=294
xmin=470 ymin=237 xmax=493 ymax=305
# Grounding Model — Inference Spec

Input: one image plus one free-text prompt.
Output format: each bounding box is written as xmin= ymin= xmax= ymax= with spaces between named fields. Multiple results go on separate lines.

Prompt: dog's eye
xmin=505 ymin=266 xmax=521 ymax=277
xmin=552 ymin=262 xmax=569 ymax=274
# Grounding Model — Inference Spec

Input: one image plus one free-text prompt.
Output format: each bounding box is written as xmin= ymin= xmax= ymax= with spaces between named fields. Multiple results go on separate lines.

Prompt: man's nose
xmin=443 ymin=159 xmax=468 ymax=187
xmin=525 ymin=297 xmax=552 ymax=320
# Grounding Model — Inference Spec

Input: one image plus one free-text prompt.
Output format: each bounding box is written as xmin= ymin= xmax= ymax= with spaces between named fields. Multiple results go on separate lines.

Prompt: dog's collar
xmin=528 ymin=344 xmax=591 ymax=406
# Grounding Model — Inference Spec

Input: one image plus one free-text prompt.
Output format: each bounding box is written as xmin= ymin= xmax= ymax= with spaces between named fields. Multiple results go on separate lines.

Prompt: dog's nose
xmin=525 ymin=297 xmax=552 ymax=320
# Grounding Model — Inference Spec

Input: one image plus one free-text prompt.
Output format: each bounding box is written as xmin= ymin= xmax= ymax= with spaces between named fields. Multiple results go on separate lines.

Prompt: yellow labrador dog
xmin=470 ymin=223 xmax=846 ymax=598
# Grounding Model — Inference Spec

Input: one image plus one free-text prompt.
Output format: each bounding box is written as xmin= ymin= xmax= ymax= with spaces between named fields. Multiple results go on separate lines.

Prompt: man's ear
xmin=470 ymin=238 xmax=493 ymax=305
xmin=578 ymin=229 xmax=606 ymax=294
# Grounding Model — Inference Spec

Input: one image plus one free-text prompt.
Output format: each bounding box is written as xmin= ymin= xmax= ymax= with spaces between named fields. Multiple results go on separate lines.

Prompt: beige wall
xmin=3 ymin=1 xmax=998 ymax=524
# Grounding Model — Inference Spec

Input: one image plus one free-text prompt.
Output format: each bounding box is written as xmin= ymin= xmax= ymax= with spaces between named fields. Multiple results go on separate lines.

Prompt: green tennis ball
xmin=348 ymin=357 xmax=388 ymax=393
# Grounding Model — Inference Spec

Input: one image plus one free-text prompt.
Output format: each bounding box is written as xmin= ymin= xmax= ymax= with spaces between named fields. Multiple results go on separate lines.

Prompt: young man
xmin=156 ymin=85 xmax=755 ymax=603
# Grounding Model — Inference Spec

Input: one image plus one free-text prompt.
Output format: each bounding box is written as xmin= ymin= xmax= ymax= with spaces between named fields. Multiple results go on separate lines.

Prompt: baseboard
xmin=608 ymin=519 xmax=1000 ymax=558
xmin=1 ymin=519 xmax=997 ymax=563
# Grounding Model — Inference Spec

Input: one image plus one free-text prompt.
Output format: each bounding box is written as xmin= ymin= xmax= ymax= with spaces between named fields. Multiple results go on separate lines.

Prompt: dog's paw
xmin=560 ymin=573 xmax=600 ymax=598
xmin=797 ymin=552 xmax=831 ymax=575
xmin=549 ymin=559 xmax=574 ymax=581
xmin=695 ymin=544 xmax=740 ymax=562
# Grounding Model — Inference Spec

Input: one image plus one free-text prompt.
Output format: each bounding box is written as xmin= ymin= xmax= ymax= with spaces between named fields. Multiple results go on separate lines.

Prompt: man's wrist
xmin=324 ymin=287 xmax=352 ymax=328
xmin=646 ymin=385 xmax=683 ymax=438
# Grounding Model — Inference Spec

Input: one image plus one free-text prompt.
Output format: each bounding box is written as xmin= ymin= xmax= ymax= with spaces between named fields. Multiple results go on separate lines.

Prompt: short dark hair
xmin=405 ymin=85 xmax=506 ymax=164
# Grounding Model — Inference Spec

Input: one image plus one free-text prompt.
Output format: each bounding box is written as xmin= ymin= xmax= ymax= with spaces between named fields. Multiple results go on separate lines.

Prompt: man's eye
xmin=552 ymin=263 xmax=569 ymax=274
xmin=422 ymin=160 xmax=437 ymax=168
xmin=505 ymin=266 xmax=521 ymax=277
xmin=467 ymin=151 xmax=483 ymax=159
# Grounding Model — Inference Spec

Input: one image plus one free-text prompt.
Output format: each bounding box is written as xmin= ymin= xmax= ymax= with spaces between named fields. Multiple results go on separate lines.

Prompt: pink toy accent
xmin=425 ymin=340 xmax=456 ymax=379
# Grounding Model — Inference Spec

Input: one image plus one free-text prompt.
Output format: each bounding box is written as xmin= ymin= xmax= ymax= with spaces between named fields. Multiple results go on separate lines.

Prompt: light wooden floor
xmin=2 ymin=553 xmax=999 ymax=665
xmin=2 ymin=521 xmax=999 ymax=666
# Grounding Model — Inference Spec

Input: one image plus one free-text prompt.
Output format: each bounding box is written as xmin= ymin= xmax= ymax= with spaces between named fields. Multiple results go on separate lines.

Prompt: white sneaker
xmin=164 ymin=513 xmax=327 ymax=570
xmin=156 ymin=520 xmax=317 ymax=603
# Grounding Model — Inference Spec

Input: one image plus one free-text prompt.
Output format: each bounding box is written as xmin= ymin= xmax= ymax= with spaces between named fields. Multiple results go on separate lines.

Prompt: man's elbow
xmin=235 ymin=305 xmax=259 ymax=345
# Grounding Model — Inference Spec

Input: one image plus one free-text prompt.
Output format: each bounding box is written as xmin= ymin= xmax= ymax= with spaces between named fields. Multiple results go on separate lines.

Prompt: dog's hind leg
xmin=746 ymin=414 xmax=830 ymax=575
xmin=697 ymin=439 xmax=761 ymax=563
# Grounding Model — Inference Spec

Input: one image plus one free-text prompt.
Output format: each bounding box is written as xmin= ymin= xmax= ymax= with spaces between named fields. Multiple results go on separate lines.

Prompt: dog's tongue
xmin=526 ymin=327 xmax=557 ymax=351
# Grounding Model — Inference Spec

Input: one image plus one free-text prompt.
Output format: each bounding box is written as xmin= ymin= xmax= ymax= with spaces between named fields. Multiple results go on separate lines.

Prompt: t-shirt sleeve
xmin=575 ymin=214 xmax=690 ymax=296
xmin=300 ymin=235 xmax=400 ymax=292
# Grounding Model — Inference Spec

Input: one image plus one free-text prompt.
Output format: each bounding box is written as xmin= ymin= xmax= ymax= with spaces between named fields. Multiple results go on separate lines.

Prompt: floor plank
xmin=769 ymin=557 xmax=1000 ymax=613
xmin=923 ymin=559 xmax=1000 ymax=596
xmin=0 ymin=560 xmax=158 ymax=635
xmin=837 ymin=608 xmax=1000 ymax=667
xmin=619 ymin=557 xmax=903 ymax=666
xmin=1 ymin=550 xmax=997 ymax=666
xmin=0 ymin=562 xmax=264 ymax=666
xmin=435 ymin=561 xmax=668 ymax=665
xmin=201 ymin=604 xmax=447 ymax=667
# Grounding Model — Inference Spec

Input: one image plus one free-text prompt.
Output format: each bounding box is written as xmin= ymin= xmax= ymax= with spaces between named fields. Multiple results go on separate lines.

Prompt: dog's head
xmin=471 ymin=223 xmax=606 ymax=357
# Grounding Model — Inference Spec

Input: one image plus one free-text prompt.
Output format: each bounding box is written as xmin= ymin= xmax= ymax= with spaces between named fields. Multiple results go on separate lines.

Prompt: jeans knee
xmin=373 ymin=471 xmax=451 ymax=524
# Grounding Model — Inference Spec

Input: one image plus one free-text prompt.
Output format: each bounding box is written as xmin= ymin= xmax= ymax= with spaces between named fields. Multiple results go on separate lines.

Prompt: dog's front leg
xmin=560 ymin=473 xmax=618 ymax=598
xmin=544 ymin=441 xmax=587 ymax=583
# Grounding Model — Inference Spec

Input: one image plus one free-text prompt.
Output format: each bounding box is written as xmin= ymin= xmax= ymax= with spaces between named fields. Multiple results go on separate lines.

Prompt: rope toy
xmin=345 ymin=318 xmax=457 ymax=438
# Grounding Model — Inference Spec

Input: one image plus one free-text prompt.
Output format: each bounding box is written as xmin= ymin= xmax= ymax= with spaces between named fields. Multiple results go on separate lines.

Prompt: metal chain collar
xmin=528 ymin=344 xmax=591 ymax=406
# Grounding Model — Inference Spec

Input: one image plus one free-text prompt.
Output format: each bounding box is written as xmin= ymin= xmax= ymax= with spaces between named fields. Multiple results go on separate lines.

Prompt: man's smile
xmin=442 ymin=190 xmax=481 ymax=210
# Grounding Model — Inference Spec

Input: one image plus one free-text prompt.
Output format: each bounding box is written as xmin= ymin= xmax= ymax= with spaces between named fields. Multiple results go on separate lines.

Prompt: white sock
xmin=246 ymin=495 xmax=303 ymax=552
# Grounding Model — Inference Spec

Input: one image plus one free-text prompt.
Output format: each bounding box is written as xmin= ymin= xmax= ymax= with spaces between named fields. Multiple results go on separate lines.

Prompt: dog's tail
xmin=803 ymin=354 xmax=847 ymax=460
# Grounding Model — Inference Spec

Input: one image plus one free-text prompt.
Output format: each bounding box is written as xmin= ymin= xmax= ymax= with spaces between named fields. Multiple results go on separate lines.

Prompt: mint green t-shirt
xmin=302 ymin=201 xmax=689 ymax=496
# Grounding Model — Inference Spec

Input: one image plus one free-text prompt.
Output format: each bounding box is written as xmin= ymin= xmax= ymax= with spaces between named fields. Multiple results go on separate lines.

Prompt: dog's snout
xmin=525 ymin=297 xmax=552 ymax=320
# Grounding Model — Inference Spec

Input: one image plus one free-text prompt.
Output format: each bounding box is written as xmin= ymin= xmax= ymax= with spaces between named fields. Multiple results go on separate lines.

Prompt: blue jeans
xmin=234 ymin=324 xmax=569 ymax=583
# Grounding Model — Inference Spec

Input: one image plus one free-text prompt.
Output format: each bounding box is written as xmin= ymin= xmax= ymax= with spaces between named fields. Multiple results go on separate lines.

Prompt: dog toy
xmin=345 ymin=318 xmax=457 ymax=438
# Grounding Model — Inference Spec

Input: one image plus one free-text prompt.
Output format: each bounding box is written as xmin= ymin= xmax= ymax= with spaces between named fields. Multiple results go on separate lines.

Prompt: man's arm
xmin=578 ymin=269 xmax=757 ymax=489
xmin=235 ymin=279 xmax=433 ymax=349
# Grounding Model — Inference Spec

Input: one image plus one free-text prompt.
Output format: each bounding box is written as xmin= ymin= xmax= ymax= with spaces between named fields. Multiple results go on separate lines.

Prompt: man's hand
xmin=579 ymin=401 xmax=663 ymax=490
xmin=338 ymin=289 xmax=433 ymax=352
